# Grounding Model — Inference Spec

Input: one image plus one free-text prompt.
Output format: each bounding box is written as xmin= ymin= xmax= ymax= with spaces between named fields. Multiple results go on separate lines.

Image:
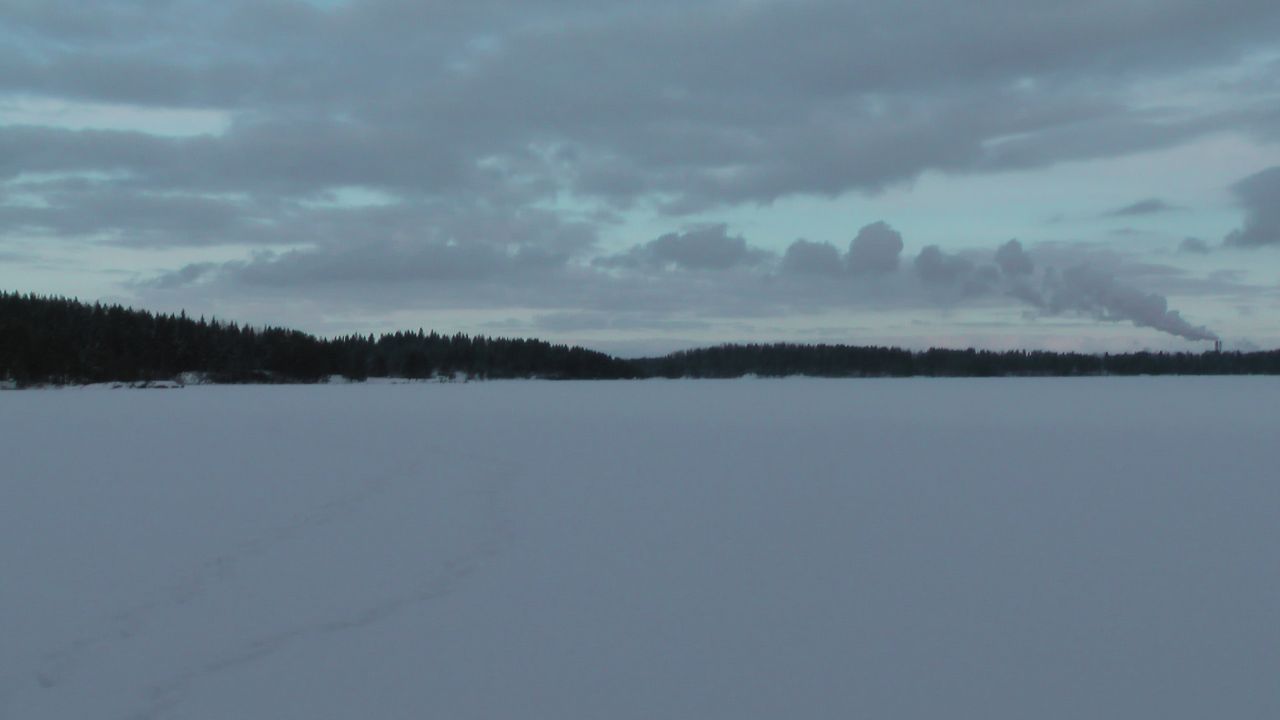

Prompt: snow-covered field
xmin=2 ymin=378 xmax=1277 ymax=719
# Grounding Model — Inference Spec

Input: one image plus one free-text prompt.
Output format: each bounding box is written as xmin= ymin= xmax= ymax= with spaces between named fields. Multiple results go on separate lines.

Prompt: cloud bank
xmin=152 ymin=221 xmax=1221 ymax=343
xmin=2 ymin=0 xmax=1277 ymax=345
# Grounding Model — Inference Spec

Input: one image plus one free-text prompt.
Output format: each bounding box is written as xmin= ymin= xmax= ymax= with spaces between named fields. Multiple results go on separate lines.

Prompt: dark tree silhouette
xmin=2 ymin=291 xmax=1276 ymax=387
xmin=0 ymin=292 xmax=638 ymax=386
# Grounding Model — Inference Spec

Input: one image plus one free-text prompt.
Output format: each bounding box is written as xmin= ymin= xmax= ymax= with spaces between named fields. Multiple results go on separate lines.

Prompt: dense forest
xmin=634 ymin=343 xmax=1280 ymax=378
xmin=0 ymin=292 xmax=637 ymax=385
xmin=2 ymin=292 xmax=1278 ymax=386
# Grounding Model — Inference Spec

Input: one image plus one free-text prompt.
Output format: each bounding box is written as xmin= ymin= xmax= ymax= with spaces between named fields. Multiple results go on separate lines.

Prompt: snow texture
xmin=2 ymin=379 xmax=1278 ymax=719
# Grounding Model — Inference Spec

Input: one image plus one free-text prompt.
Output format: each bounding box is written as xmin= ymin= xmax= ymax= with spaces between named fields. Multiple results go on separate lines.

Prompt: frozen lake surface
xmin=2 ymin=378 xmax=1278 ymax=719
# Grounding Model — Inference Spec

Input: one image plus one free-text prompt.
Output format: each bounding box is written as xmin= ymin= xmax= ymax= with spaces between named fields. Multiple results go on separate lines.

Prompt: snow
xmin=2 ymin=378 xmax=1278 ymax=719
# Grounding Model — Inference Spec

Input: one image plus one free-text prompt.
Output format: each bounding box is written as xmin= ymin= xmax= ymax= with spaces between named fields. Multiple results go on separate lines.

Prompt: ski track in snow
xmin=127 ymin=542 xmax=498 ymax=720
xmin=19 ymin=439 xmax=519 ymax=720
xmin=31 ymin=457 xmax=411 ymax=692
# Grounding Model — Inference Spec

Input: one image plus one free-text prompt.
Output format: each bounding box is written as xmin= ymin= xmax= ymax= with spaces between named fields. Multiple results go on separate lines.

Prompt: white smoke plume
xmin=1029 ymin=264 xmax=1219 ymax=342
xmin=914 ymin=239 xmax=1218 ymax=342
xmin=996 ymin=241 xmax=1216 ymax=342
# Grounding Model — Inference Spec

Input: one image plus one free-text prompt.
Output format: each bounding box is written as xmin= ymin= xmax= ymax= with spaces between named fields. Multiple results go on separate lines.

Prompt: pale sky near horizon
xmin=2 ymin=0 xmax=1279 ymax=356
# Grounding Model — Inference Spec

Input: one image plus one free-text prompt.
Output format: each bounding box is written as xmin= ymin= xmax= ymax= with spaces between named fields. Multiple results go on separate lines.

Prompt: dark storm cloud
xmin=1223 ymin=166 xmax=1280 ymax=247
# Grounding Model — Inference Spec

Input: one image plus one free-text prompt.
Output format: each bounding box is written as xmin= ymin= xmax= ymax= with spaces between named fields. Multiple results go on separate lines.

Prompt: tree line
xmin=2 ymin=292 xmax=1277 ymax=386
xmin=0 ymin=292 xmax=636 ymax=385
xmin=632 ymin=343 xmax=1280 ymax=378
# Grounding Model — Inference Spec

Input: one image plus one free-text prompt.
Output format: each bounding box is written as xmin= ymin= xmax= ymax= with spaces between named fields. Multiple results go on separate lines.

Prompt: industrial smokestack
xmin=1215 ymin=339 xmax=1222 ymax=353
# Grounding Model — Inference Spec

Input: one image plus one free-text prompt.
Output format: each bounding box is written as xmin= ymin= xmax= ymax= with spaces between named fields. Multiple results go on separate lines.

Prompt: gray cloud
xmin=1224 ymin=166 xmax=1280 ymax=247
xmin=0 ymin=181 xmax=246 ymax=246
xmin=11 ymin=2 xmax=1280 ymax=114
xmin=0 ymin=126 xmax=178 ymax=182
xmin=1179 ymin=237 xmax=1212 ymax=254
xmin=595 ymin=225 xmax=767 ymax=271
xmin=995 ymin=239 xmax=1035 ymax=277
xmin=233 ymin=243 xmax=516 ymax=287
xmin=914 ymin=246 xmax=974 ymax=285
xmin=150 ymin=262 xmax=218 ymax=290
xmin=4 ymin=0 xmax=1280 ymax=232
xmin=143 ymin=199 xmax=601 ymax=304
xmin=530 ymin=311 xmax=712 ymax=334
xmin=144 ymin=239 xmax=596 ymax=316
xmin=911 ymin=245 xmax=1001 ymax=300
xmin=1105 ymin=198 xmax=1177 ymax=217
xmin=847 ymin=222 xmax=903 ymax=275
xmin=136 ymin=212 xmax=1233 ymax=344
xmin=781 ymin=239 xmax=842 ymax=276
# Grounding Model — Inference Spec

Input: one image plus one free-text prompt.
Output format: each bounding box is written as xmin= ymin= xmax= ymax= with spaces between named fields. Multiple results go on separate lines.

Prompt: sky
xmin=2 ymin=0 xmax=1279 ymax=356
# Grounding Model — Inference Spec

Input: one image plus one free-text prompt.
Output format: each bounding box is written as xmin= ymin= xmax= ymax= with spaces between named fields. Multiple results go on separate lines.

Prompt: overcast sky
xmin=2 ymin=0 xmax=1279 ymax=355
